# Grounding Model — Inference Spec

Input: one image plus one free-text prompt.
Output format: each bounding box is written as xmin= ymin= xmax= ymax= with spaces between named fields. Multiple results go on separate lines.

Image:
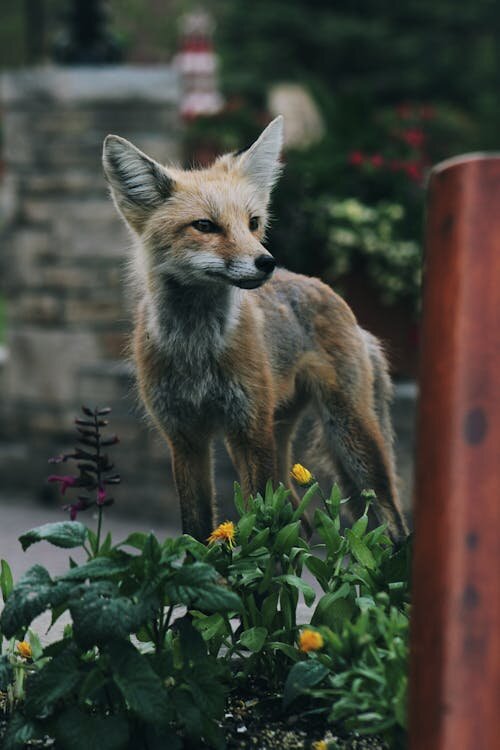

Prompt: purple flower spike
xmin=97 ymin=486 xmax=107 ymax=505
xmin=48 ymin=475 xmax=77 ymax=495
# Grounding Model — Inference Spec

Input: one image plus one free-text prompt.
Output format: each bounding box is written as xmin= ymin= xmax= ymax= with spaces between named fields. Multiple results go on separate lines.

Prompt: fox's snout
xmin=255 ymin=254 xmax=276 ymax=275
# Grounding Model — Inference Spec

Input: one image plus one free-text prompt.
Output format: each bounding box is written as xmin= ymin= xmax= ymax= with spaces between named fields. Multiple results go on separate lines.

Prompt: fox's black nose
xmin=255 ymin=255 xmax=276 ymax=274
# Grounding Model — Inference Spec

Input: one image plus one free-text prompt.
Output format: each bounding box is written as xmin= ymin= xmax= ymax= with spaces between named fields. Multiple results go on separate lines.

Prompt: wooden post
xmin=410 ymin=155 xmax=500 ymax=749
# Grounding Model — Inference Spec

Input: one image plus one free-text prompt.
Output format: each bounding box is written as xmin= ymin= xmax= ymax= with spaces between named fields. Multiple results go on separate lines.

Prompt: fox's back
xmin=251 ymin=268 xmax=367 ymax=393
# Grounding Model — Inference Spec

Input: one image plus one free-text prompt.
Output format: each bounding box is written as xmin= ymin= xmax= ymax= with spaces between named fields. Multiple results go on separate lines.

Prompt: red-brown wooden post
xmin=410 ymin=155 xmax=500 ymax=749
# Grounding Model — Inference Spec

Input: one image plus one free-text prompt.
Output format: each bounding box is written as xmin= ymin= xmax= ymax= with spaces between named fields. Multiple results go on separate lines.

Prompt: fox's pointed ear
xmin=102 ymin=135 xmax=173 ymax=231
xmin=236 ymin=115 xmax=284 ymax=194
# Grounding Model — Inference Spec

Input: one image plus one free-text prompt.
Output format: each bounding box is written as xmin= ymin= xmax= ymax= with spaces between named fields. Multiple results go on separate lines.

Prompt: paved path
xmin=0 ymin=496 xmax=179 ymax=581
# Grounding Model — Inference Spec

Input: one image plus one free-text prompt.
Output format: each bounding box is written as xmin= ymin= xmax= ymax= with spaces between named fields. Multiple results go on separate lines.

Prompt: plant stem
xmin=96 ymin=506 xmax=103 ymax=555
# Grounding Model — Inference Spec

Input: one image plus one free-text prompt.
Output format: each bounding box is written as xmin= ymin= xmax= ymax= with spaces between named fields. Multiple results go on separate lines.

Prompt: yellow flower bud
xmin=290 ymin=463 xmax=313 ymax=486
xmin=299 ymin=628 xmax=324 ymax=653
xmin=312 ymin=741 xmax=328 ymax=750
xmin=17 ymin=641 xmax=32 ymax=659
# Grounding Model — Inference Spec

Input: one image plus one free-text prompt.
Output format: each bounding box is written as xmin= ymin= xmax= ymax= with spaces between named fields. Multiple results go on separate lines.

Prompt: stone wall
xmin=0 ymin=66 xmax=186 ymax=520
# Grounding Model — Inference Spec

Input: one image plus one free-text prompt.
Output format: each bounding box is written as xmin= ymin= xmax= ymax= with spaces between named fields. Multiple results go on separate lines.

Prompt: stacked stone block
xmin=0 ymin=66 xmax=186 ymax=518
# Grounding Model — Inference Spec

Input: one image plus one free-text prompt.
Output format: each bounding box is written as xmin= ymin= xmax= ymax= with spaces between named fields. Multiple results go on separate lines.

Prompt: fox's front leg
xmin=169 ymin=434 xmax=216 ymax=541
xmin=226 ymin=425 xmax=277 ymax=501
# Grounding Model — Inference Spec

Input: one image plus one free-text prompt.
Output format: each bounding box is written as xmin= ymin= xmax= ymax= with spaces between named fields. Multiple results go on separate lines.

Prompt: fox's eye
xmin=249 ymin=216 xmax=260 ymax=231
xmin=192 ymin=219 xmax=220 ymax=233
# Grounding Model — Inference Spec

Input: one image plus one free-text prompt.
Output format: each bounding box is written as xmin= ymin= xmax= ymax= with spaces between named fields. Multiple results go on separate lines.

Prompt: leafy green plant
xmin=0 ymin=408 xmax=411 ymax=749
xmin=192 ymin=473 xmax=411 ymax=745
xmin=190 ymin=480 xmax=319 ymax=688
xmin=0 ymin=407 xmax=241 ymax=750
xmin=1 ymin=525 xmax=241 ymax=750
xmin=320 ymin=198 xmax=421 ymax=310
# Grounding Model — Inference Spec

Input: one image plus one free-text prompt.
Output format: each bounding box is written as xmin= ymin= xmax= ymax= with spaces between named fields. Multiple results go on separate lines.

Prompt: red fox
xmin=102 ymin=116 xmax=407 ymax=542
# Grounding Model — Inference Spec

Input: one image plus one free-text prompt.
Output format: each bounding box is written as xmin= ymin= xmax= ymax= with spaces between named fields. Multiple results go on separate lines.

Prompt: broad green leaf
xmin=291 ymin=482 xmax=319 ymax=522
xmin=100 ymin=532 xmax=113 ymax=554
xmin=356 ymin=595 xmax=376 ymax=613
xmin=194 ymin=613 xmax=226 ymax=642
xmin=69 ymin=581 xmax=149 ymax=648
xmin=25 ymin=650 xmax=81 ymax=717
xmin=311 ymin=584 xmax=355 ymax=630
xmin=27 ymin=628 xmax=44 ymax=661
xmin=108 ymin=641 xmax=172 ymax=725
xmin=314 ymin=509 xmax=342 ymax=556
xmin=78 ymin=667 xmax=109 ymax=703
xmin=237 ymin=513 xmax=256 ymax=546
xmin=283 ymin=660 xmax=329 ymax=707
xmin=19 ymin=522 xmax=87 ymax=551
xmin=233 ymin=483 xmax=246 ymax=516
xmin=0 ymin=654 xmax=14 ymax=690
xmin=165 ymin=563 xmax=241 ymax=612
xmin=1 ymin=559 xmax=14 ymax=603
xmin=351 ymin=514 xmax=369 ymax=538
xmin=182 ymin=659 xmax=227 ymax=721
xmin=325 ymin=483 xmax=342 ymax=517
xmin=55 ymin=707 xmax=129 ymax=750
xmin=274 ymin=521 xmax=300 ymax=554
xmin=275 ymin=574 xmax=316 ymax=607
xmin=118 ymin=532 xmax=150 ymax=551
xmin=261 ymin=591 xmax=279 ymax=630
xmin=239 ymin=626 xmax=268 ymax=653
xmin=304 ymin=555 xmax=328 ymax=585
xmin=264 ymin=479 xmax=275 ymax=505
xmin=242 ymin=527 xmax=270 ymax=554
xmin=57 ymin=557 xmax=130 ymax=581
xmin=267 ymin=642 xmax=300 ymax=661
xmin=0 ymin=566 xmax=72 ymax=638
xmin=2 ymin=712 xmax=41 ymax=750
xmin=346 ymin=530 xmax=376 ymax=569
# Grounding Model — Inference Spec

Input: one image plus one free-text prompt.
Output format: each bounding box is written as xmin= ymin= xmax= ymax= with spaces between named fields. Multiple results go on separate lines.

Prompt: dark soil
xmin=222 ymin=689 xmax=389 ymax=750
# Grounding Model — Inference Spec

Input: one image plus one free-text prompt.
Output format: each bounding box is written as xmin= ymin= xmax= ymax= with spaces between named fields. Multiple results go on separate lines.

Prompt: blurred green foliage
xmin=213 ymin=0 xmax=500 ymax=148
xmin=203 ymin=0 xmax=500 ymax=306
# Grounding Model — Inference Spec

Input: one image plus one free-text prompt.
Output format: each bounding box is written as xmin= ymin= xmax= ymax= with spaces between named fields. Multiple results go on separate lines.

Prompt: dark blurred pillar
xmin=24 ymin=0 xmax=45 ymax=64
xmin=410 ymin=156 xmax=500 ymax=749
xmin=52 ymin=0 xmax=123 ymax=64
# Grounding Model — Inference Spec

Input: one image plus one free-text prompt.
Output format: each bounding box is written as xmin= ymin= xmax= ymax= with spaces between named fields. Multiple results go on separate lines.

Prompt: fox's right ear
xmin=102 ymin=135 xmax=173 ymax=232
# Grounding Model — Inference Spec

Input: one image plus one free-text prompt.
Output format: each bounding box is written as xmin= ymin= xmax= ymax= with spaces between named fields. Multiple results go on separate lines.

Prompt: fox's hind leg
xmin=274 ymin=391 xmax=313 ymax=536
xmin=313 ymin=387 xmax=407 ymax=543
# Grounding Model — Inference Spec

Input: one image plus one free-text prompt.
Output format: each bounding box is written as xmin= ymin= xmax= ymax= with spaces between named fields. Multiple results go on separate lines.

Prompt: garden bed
xmin=0 ymin=408 xmax=409 ymax=750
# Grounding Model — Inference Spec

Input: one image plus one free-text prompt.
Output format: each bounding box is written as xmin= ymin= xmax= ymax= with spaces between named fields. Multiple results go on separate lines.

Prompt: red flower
xmin=370 ymin=154 xmax=384 ymax=168
xmin=404 ymin=162 xmax=423 ymax=182
xmin=348 ymin=150 xmax=364 ymax=166
xmin=47 ymin=475 xmax=77 ymax=495
xmin=401 ymin=128 xmax=425 ymax=149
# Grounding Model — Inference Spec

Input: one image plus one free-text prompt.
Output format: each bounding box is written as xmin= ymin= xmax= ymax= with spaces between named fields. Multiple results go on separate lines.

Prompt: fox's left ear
xmin=236 ymin=115 xmax=284 ymax=194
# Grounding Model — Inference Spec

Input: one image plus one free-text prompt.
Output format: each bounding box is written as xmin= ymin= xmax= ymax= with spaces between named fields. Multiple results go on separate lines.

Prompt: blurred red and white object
xmin=175 ymin=9 xmax=224 ymax=119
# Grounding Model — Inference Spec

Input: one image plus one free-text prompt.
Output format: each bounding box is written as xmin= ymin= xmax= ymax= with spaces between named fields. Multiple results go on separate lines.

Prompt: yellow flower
xmin=299 ymin=628 xmax=324 ymax=653
xmin=17 ymin=641 xmax=32 ymax=659
xmin=312 ymin=741 xmax=328 ymax=750
xmin=207 ymin=521 xmax=236 ymax=548
xmin=290 ymin=463 xmax=313 ymax=486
